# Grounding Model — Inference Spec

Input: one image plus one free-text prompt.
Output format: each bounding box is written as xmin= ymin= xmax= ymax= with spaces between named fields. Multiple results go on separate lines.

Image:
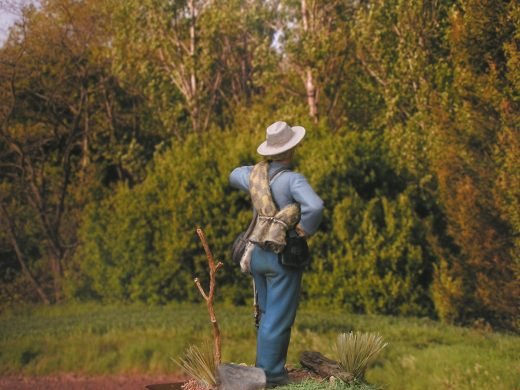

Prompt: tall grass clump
xmin=173 ymin=342 xmax=217 ymax=389
xmin=333 ymin=332 xmax=387 ymax=380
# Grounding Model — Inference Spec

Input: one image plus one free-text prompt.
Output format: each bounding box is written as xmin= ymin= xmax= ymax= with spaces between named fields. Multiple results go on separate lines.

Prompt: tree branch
xmin=0 ymin=203 xmax=50 ymax=304
xmin=194 ymin=226 xmax=223 ymax=365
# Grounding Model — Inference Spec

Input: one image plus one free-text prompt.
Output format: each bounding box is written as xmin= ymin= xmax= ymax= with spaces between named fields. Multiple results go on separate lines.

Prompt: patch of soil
xmin=0 ymin=374 xmax=187 ymax=390
xmin=287 ymin=366 xmax=322 ymax=384
xmin=0 ymin=367 xmax=319 ymax=389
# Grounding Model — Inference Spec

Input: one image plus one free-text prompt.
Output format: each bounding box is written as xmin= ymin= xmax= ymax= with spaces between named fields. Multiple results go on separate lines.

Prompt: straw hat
xmin=257 ymin=121 xmax=306 ymax=156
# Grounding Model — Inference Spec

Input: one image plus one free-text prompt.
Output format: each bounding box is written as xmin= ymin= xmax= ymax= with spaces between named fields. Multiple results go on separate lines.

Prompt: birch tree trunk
xmin=301 ymin=0 xmax=318 ymax=121
xmin=188 ymin=0 xmax=200 ymax=133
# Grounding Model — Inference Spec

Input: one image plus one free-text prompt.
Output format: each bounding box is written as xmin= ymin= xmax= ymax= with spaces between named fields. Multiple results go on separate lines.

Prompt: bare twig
xmin=194 ymin=226 xmax=223 ymax=365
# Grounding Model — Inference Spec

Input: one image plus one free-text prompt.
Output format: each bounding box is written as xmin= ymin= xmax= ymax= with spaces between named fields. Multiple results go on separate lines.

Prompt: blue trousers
xmin=250 ymin=246 xmax=303 ymax=381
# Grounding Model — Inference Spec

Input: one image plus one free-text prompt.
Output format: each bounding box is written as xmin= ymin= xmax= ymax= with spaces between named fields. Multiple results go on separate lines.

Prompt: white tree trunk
xmin=301 ymin=0 xmax=318 ymax=121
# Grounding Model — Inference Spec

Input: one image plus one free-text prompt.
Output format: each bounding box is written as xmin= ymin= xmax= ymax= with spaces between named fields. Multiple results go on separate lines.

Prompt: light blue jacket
xmin=229 ymin=161 xmax=324 ymax=236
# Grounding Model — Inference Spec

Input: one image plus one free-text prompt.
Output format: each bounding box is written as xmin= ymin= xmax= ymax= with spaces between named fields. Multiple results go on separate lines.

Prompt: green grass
xmin=280 ymin=379 xmax=376 ymax=390
xmin=0 ymin=302 xmax=519 ymax=389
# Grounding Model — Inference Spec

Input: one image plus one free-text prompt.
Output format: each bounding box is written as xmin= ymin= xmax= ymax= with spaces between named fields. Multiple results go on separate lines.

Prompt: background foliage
xmin=0 ymin=0 xmax=518 ymax=331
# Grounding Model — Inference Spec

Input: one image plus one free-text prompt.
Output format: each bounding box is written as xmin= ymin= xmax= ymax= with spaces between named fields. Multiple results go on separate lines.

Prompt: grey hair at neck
xmin=269 ymin=148 xmax=295 ymax=161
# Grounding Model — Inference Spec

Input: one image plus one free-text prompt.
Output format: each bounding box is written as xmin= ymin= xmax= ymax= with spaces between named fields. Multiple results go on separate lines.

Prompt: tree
xmin=0 ymin=0 xmax=147 ymax=303
xmin=429 ymin=0 xmax=519 ymax=328
xmin=110 ymin=0 xmax=276 ymax=136
xmin=280 ymin=0 xmax=357 ymax=124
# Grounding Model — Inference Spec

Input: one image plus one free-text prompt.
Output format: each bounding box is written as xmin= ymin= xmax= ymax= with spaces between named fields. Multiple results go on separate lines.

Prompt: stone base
xmin=217 ymin=363 xmax=266 ymax=390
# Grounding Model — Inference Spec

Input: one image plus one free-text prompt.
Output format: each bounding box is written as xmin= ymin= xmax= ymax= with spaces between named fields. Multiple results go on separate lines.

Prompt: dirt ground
xmin=0 ymin=374 xmax=187 ymax=389
xmin=0 ymin=368 xmax=319 ymax=389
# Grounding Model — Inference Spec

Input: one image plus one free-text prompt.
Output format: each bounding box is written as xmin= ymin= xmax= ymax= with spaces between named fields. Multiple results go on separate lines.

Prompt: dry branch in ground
xmin=300 ymin=351 xmax=354 ymax=383
xmin=194 ymin=227 xmax=224 ymax=365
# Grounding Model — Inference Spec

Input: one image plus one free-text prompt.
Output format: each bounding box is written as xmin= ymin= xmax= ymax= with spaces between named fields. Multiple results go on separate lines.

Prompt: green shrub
xmin=71 ymin=127 xmax=258 ymax=304
xmin=71 ymin=120 xmax=438 ymax=317
xmin=301 ymin=128 xmax=435 ymax=316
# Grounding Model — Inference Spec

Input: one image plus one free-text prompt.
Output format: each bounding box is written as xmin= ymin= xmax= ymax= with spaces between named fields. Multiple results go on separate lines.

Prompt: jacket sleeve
xmin=229 ymin=166 xmax=253 ymax=192
xmin=289 ymin=173 xmax=324 ymax=235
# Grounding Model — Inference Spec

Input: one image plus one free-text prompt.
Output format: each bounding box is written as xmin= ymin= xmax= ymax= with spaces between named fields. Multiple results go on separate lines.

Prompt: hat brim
xmin=257 ymin=126 xmax=306 ymax=156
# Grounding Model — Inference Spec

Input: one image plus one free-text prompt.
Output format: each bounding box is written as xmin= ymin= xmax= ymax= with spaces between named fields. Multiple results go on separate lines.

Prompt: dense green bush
xmin=71 ymin=128 xmax=259 ymax=304
xmin=299 ymin=128 xmax=435 ymax=315
xmin=71 ymin=121 xmax=436 ymax=317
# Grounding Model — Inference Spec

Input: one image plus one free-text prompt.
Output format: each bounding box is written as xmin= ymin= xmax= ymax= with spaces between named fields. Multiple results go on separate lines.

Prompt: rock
xmin=217 ymin=363 xmax=266 ymax=390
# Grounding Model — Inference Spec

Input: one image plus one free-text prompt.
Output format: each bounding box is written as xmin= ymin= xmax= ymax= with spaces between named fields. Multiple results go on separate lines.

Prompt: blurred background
xmin=0 ymin=0 xmax=518 ymax=388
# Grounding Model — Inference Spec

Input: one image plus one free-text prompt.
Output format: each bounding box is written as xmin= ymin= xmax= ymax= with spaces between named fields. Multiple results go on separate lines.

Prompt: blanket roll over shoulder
xmin=229 ymin=161 xmax=324 ymax=237
xmin=249 ymin=203 xmax=301 ymax=253
xmin=248 ymin=162 xmax=301 ymax=253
